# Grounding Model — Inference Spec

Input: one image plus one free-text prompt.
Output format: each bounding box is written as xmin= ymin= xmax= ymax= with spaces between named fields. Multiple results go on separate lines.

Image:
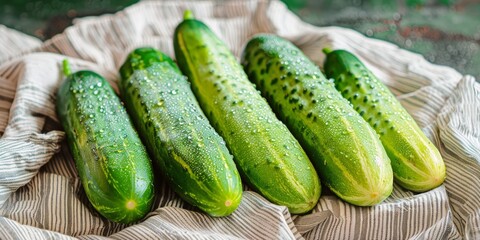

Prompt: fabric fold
xmin=0 ymin=25 xmax=42 ymax=64
xmin=437 ymin=76 xmax=480 ymax=239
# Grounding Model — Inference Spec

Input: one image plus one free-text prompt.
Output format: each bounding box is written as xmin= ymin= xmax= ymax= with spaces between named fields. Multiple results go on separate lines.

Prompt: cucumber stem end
xmin=183 ymin=10 xmax=194 ymax=20
xmin=322 ymin=48 xmax=333 ymax=55
xmin=62 ymin=59 xmax=72 ymax=77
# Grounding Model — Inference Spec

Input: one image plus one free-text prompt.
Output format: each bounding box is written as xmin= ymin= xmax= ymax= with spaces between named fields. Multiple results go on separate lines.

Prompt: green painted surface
xmin=0 ymin=0 xmax=138 ymax=39
xmin=0 ymin=0 xmax=478 ymax=80
xmin=286 ymin=0 xmax=480 ymax=80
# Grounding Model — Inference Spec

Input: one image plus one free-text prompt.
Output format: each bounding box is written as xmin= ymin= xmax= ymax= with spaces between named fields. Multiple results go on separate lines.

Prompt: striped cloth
xmin=0 ymin=0 xmax=479 ymax=239
xmin=0 ymin=25 xmax=42 ymax=65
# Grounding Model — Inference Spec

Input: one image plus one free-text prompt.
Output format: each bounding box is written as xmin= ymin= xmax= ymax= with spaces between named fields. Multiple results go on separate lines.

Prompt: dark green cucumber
xmin=242 ymin=35 xmax=393 ymax=206
xmin=56 ymin=60 xmax=154 ymax=223
xmin=174 ymin=11 xmax=320 ymax=214
xmin=119 ymin=48 xmax=242 ymax=216
xmin=323 ymin=49 xmax=446 ymax=192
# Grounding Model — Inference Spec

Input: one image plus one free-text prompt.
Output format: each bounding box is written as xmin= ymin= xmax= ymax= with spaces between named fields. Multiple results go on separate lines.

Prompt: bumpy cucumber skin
xmin=56 ymin=70 xmax=154 ymax=223
xmin=174 ymin=18 xmax=321 ymax=214
xmin=242 ymin=35 xmax=393 ymax=206
xmin=324 ymin=49 xmax=446 ymax=192
xmin=119 ymin=48 xmax=242 ymax=217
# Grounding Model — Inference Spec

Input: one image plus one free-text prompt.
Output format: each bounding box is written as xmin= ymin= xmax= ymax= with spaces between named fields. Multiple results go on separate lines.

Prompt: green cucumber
xmin=174 ymin=11 xmax=321 ymax=214
xmin=242 ymin=35 xmax=393 ymax=206
xmin=119 ymin=48 xmax=242 ymax=216
xmin=323 ymin=49 xmax=446 ymax=192
xmin=56 ymin=60 xmax=154 ymax=223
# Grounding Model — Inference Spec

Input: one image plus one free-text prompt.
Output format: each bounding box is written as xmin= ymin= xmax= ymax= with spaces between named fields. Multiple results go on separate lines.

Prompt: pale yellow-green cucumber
xmin=323 ymin=48 xmax=446 ymax=192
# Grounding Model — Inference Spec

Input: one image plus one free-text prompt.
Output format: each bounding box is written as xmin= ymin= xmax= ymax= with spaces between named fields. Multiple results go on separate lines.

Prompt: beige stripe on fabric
xmin=0 ymin=25 xmax=42 ymax=64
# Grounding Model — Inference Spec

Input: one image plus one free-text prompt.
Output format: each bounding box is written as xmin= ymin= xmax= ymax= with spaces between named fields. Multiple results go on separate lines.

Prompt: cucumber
xmin=174 ymin=11 xmax=321 ymax=214
xmin=56 ymin=60 xmax=154 ymax=223
xmin=119 ymin=47 xmax=242 ymax=216
xmin=323 ymin=49 xmax=446 ymax=192
xmin=242 ymin=35 xmax=393 ymax=206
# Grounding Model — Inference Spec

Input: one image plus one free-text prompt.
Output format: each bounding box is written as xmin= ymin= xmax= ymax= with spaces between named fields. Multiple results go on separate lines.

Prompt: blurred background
xmin=0 ymin=0 xmax=479 ymax=79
